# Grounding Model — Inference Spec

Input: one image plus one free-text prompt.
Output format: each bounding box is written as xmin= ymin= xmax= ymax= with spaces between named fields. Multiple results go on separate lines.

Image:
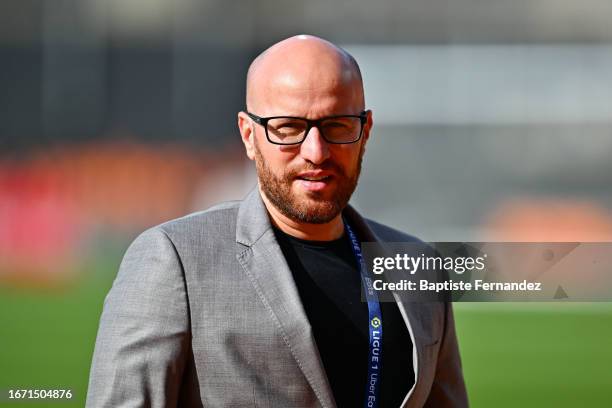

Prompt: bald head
xmin=245 ymin=35 xmax=364 ymax=115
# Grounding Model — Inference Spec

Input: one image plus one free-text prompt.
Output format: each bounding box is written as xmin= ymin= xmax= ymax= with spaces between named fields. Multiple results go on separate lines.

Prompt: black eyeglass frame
xmin=244 ymin=110 xmax=369 ymax=145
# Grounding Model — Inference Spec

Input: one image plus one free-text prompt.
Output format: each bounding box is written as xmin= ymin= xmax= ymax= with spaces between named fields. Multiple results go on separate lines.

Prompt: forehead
xmin=257 ymin=75 xmax=363 ymax=118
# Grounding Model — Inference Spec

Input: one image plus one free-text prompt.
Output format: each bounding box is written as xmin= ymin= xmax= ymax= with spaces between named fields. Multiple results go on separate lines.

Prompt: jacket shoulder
xmin=154 ymin=200 xmax=241 ymax=243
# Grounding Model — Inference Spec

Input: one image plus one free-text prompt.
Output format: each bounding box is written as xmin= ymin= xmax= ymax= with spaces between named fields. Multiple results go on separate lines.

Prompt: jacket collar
xmin=235 ymin=186 xmax=377 ymax=247
xmin=235 ymin=186 xmax=272 ymax=247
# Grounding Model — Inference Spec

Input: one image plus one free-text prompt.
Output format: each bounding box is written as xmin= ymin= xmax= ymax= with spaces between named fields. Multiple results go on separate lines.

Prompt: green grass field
xmin=455 ymin=302 xmax=612 ymax=407
xmin=1 ymin=257 xmax=611 ymax=407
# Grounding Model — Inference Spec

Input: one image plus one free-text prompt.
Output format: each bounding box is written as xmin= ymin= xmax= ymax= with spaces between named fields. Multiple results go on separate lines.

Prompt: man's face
xmin=247 ymin=77 xmax=371 ymax=224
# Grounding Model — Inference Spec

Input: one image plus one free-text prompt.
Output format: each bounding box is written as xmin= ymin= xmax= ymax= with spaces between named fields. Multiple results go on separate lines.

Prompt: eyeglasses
xmin=245 ymin=110 xmax=368 ymax=145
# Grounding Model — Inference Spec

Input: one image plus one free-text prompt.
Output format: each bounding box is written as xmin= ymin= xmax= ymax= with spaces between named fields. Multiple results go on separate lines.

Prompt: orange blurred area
xmin=484 ymin=198 xmax=612 ymax=241
xmin=0 ymin=140 xmax=245 ymax=286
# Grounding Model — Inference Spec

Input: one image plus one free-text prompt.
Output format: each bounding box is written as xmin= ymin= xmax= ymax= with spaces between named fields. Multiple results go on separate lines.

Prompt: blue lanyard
xmin=344 ymin=220 xmax=383 ymax=408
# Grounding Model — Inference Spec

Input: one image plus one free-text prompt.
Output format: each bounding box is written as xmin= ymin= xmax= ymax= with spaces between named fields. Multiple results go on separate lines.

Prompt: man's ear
xmin=238 ymin=111 xmax=256 ymax=160
xmin=361 ymin=109 xmax=374 ymax=148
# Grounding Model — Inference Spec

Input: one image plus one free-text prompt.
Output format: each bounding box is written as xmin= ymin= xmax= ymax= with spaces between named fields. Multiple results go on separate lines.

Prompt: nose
xmin=299 ymin=126 xmax=330 ymax=165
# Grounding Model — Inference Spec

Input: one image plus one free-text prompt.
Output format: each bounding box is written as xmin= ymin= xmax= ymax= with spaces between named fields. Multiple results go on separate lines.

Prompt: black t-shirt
xmin=273 ymin=226 xmax=414 ymax=408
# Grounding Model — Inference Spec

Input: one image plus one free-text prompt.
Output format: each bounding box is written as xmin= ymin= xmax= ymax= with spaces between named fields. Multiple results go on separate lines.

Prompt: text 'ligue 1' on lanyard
xmin=343 ymin=219 xmax=383 ymax=408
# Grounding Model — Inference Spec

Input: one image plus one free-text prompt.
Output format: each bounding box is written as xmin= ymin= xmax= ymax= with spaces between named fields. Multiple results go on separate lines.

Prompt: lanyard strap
xmin=344 ymin=220 xmax=383 ymax=408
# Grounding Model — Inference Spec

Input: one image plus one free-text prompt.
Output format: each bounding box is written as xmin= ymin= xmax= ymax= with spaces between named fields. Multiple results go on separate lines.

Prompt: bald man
xmin=86 ymin=35 xmax=468 ymax=408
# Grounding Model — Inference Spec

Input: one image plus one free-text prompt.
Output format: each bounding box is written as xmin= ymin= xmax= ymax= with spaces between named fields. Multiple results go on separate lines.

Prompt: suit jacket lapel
xmin=235 ymin=188 xmax=336 ymax=408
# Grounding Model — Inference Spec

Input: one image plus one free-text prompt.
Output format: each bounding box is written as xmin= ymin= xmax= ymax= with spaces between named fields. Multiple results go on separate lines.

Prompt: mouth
xmin=295 ymin=172 xmax=334 ymax=191
xmin=297 ymin=175 xmax=332 ymax=182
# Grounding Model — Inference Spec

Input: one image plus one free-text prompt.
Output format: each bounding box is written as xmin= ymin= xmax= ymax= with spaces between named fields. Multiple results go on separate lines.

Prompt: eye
xmin=269 ymin=118 xmax=304 ymax=128
xmin=269 ymin=118 xmax=306 ymax=129
xmin=325 ymin=121 xmax=350 ymax=128
xmin=278 ymin=121 xmax=303 ymax=129
xmin=267 ymin=118 xmax=308 ymax=139
xmin=322 ymin=118 xmax=358 ymax=131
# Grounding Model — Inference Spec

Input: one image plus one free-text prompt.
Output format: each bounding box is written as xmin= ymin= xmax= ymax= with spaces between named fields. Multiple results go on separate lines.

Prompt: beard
xmin=254 ymin=139 xmax=364 ymax=224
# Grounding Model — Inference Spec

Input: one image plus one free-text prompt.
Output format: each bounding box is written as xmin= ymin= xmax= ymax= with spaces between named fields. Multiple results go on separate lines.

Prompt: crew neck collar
xmin=272 ymin=224 xmax=348 ymax=248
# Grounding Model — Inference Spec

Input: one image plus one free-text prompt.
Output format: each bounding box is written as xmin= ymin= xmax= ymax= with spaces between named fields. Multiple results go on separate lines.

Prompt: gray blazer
xmin=86 ymin=188 xmax=468 ymax=407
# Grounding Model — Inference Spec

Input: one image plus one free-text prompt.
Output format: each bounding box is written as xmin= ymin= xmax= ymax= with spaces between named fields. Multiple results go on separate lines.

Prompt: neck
xmin=259 ymin=188 xmax=345 ymax=241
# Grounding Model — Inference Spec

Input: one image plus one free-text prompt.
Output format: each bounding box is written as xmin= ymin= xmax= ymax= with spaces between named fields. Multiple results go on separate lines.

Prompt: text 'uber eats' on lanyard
xmin=344 ymin=219 xmax=383 ymax=408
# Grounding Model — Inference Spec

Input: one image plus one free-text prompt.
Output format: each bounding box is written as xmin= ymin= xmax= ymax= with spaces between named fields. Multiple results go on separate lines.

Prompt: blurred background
xmin=1 ymin=0 xmax=612 ymax=406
